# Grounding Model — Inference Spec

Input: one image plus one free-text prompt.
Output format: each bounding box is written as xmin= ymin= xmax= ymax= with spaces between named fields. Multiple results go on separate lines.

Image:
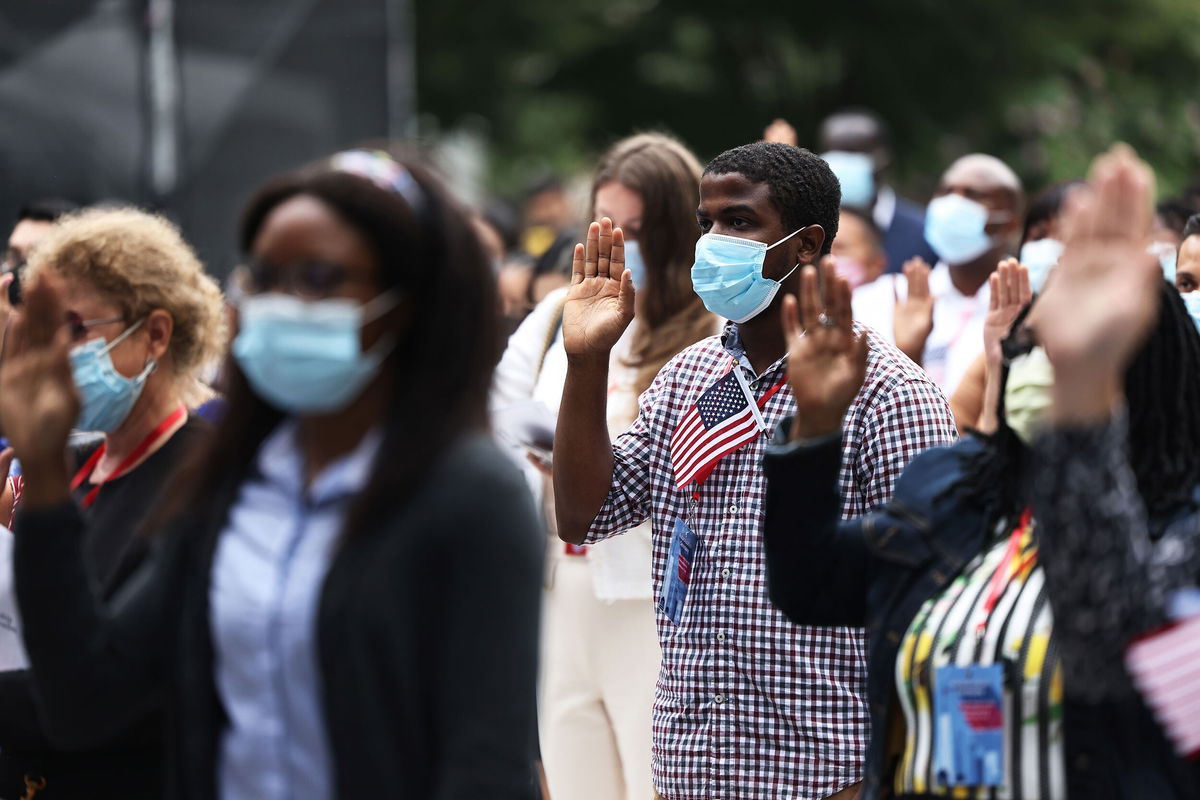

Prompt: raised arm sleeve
xmin=762 ymin=423 xmax=876 ymax=627
xmin=583 ymin=355 xmax=673 ymax=544
xmin=13 ymin=502 xmax=178 ymax=749
xmin=856 ymin=376 xmax=957 ymax=512
xmin=1033 ymin=413 xmax=1200 ymax=701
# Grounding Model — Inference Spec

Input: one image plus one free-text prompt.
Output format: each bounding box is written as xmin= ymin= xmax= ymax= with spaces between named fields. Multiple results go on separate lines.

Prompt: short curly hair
xmin=704 ymin=141 xmax=841 ymax=255
xmin=27 ymin=207 xmax=228 ymax=405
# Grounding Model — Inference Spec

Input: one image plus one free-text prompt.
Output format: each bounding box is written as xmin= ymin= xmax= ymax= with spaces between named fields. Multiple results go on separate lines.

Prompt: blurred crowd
xmin=0 ymin=106 xmax=1195 ymax=800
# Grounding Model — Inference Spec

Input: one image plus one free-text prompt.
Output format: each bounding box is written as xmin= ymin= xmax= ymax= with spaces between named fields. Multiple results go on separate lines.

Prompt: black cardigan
xmin=14 ymin=432 xmax=544 ymax=799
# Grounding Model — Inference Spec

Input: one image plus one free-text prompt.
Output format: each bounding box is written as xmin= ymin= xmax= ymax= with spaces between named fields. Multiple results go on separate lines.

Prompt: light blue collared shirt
xmin=210 ymin=421 xmax=382 ymax=800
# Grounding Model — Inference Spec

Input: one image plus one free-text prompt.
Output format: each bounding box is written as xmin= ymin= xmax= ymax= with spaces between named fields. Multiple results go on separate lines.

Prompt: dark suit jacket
xmin=883 ymin=195 xmax=938 ymax=273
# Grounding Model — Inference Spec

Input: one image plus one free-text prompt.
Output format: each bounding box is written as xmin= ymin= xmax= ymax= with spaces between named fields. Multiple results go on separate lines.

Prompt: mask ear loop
xmin=766 ymin=226 xmax=811 ymax=282
xmin=358 ymin=290 xmax=405 ymax=361
xmin=98 ymin=317 xmax=146 ymax=358
xmin=98 ymin=318 xmax=159 ymax=383
xmin=765 ymin=225 xmax=810 ymax=252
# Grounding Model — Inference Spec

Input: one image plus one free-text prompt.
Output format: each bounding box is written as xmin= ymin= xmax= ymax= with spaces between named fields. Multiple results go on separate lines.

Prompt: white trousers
xmin=539 ymin=552 xmax=660 ymax=800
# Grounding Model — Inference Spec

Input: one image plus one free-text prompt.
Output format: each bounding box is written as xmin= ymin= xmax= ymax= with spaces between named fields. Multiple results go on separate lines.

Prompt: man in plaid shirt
xmin=554 ymin=142 xmax=957 ymax=800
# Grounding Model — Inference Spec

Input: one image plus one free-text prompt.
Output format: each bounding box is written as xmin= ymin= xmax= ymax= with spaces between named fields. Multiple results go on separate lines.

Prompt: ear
xmin=143 ymin=308 xmax=174 ymax=364
xmin=792 ymin=225 xmax=826 ymax=266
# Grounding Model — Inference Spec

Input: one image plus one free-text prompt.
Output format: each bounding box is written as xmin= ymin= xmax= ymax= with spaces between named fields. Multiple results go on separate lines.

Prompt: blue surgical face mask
xmin=822 ymin=151 xmax=875 ymax=209
xmin=691 ymin=228 xmax=805 ymax=323
xmin=232 ymin=291 xmax=400 ymax=415
xmin=925 ymin=193 xmax=1006 ymax=266
xmin=1018 ymin=238 xmax=1064 ymax=294
xmin=624 ymin=239 xmax=647 ymax=291
xmin=1181 ymin=290 xmax=1200 ymax=334
xmin=70 ymin=318 xmax=155 ymax=433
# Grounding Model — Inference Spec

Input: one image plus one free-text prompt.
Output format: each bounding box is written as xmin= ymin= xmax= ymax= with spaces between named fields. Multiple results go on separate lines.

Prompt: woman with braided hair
xmin=762 ymin=146 xmax=1200 ymax=799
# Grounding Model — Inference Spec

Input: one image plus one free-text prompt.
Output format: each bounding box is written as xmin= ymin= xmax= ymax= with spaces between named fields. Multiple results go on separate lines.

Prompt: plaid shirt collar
xmin=720 ymin=320 xmax=789 ymax=384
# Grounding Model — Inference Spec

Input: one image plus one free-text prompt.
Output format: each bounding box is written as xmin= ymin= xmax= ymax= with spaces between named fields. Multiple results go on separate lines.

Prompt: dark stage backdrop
xmin=0 ymin=0 xmax=412 ymax=279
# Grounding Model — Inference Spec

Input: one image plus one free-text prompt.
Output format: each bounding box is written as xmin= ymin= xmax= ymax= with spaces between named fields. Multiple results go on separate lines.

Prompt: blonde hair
xmin=27 ymin=206 xmax=228 ymax=406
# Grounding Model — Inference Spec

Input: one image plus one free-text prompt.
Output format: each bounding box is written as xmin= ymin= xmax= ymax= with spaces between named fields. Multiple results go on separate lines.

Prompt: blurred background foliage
xmin=416 ymin=0 xmax=1200 ymax=201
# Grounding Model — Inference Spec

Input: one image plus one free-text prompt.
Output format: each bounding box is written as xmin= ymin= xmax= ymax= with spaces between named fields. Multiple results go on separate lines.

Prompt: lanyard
xmin=688 ymin=361 xmax=788 ymax=503
xmin=70 ymin=405 xmax=187 ymax=509
xmin=976 ymin=507 xmax=1036 ymax=639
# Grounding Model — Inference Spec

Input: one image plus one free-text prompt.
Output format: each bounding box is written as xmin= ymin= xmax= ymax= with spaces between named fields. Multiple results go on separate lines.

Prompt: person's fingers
xmin=596 ymin=218 xmax=613 ymax=279
xmin=0 ymin=448 xmax=14 ymax=482
xmin=833 ymin=274 xmax=855 ymax=339
xmin=907 ymin=261 xmax=931 ymax=300
xmin=571 ymin=243 xmax=585 ymax=286
xmin=781 ymin=293 xmax=801 ymax=345
xmin=610 ymin=227 xmax=625 ymax=281
xmin=1002 ymin=260 xmax=1017 ymax=308
xmin=823 ymin=258 xmax=853 ymax=338
xmin=1102 ymin=144 xmax=1153 ymax=242
xmin=0 ymin=274 xmax=13 ymax=316
xmin=618 ymin=266 xmax=636 ymax=318
xmin=1017 ymin=262 xmax=1032 ymax=304
xmin=1058 ymin=189 xmax=1095 ymax=255
xmin=584 ymin=222 xmax=600 ymax=279
xmin=1094 ymin=149 xmax=1133 ymax=243
xmin=988 ymin=273 xmax=1001 ymax=311
xmin=20 ymin=275 xmax=64 ymax=351
xmin=1130 ymin=152 xmax=1158 ymax=239
xmin=798 ymin=265 xmax=820 ymax=331
xmin=852 ymin=329 xmax=869 ymax=373
xmin=3 ymin=309 xmax=24 ymax=362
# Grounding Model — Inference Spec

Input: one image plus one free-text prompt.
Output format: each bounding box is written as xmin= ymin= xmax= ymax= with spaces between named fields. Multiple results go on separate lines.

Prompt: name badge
xmin=658 ymin=517 xmax=697 ymax=627
xmin=933 ymin=663 xmax=1005 ymax=788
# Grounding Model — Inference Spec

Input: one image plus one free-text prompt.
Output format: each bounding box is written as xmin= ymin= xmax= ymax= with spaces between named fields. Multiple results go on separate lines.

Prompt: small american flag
xmin=1126 ymin=613 xmax=1200 ymax=758
xmin=671 ymin=368 xmax=771 ymax=489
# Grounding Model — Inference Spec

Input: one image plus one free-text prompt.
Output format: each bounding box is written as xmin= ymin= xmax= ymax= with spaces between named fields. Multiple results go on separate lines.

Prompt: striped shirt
xmin=895 ymin=514 xmax=1065 ymax=799
xmin=585 ymin=322 xmax=957 ymax=800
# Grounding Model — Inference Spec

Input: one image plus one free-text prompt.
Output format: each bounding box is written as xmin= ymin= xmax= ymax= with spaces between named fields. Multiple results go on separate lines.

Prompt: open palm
xmin=983 ymin=258 xmax=1032 ymax=363
xmin=561 ymin=218 xmax=635 ymax=362
xmin=1034 ymin=146 xmax=1160 ymax=374
xmin=0 ymin=275 xmax=79 ymax=469
xmin=782 ymin=258 xmax=868 ymax=440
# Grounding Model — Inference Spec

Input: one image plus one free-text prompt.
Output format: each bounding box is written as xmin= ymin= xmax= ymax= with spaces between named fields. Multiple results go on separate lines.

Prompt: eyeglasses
xmin=242 ymin=259 xmax=353 ymax=300
xmin=65 ymin=310 xmax=125 ymax=342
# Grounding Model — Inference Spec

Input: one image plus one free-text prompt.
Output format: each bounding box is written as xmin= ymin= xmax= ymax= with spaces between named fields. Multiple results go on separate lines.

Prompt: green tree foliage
xmin=416 ymin=0 xmax=1200 ymax=200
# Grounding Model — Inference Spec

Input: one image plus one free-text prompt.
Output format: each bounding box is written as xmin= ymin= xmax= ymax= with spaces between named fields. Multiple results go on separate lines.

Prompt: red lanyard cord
xmin=976 ymin=507 xmax=1034 ymax=637
xmin=70 ymin=405 xmax=187 ymax=509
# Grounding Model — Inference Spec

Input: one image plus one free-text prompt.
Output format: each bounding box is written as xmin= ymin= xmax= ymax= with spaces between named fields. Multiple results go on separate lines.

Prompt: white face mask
xmin=1018 ymin=238 xmax=1064 ymax=294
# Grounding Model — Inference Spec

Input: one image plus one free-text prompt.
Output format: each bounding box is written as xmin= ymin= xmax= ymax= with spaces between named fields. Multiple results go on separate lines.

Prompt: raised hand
xmin=893 ymin=257 xmax=934 ymax=364
xmin=561 ymin=218 xmax=635 ymax=367
xmin=1033 ymin=144 xmax=1161 ymax=422
xmin=781 ymin=257 xmax=869 ymax=440
xmin=763 ymin=119 xmax=799 ymax=147
xmin=0 ymin=275 xmax=78 ymax=489
xmin=983 ymin=258 xmax=1032 ymax=366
